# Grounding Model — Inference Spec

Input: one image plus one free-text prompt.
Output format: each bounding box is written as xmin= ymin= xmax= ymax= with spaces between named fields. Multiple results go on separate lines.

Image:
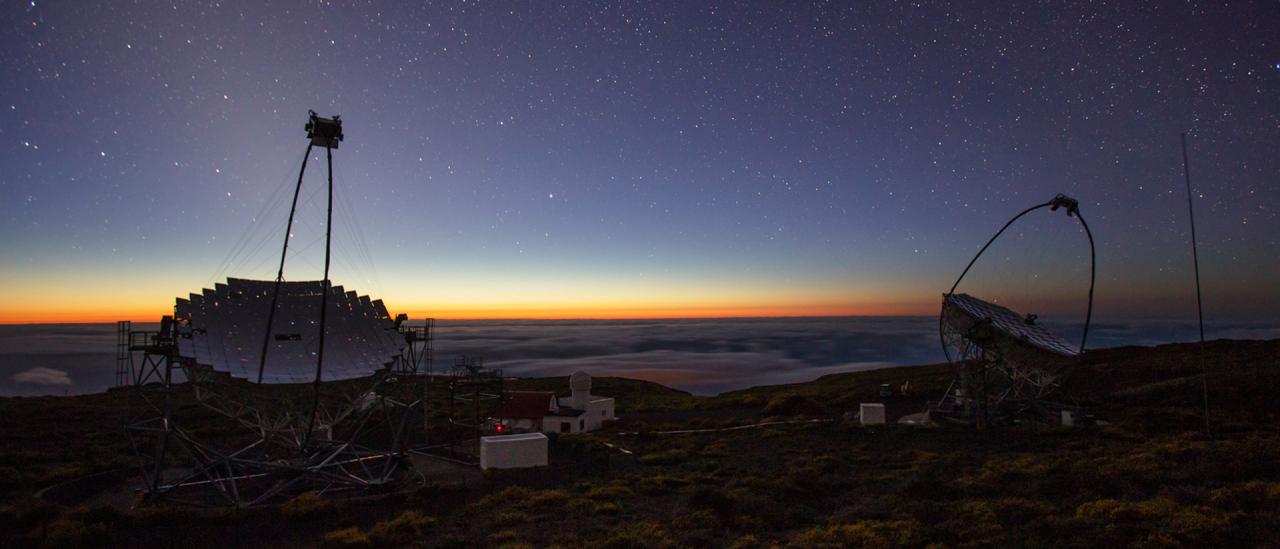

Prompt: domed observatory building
xmin=491 ymin=371 xmax=616 ymax=434
xmin=556 ymin=371 xmax=616 ymax=433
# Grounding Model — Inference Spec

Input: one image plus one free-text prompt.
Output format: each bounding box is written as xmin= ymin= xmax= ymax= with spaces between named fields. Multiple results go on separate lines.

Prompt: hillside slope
xmin=2 ymin=339 xmax=1278 ymax=547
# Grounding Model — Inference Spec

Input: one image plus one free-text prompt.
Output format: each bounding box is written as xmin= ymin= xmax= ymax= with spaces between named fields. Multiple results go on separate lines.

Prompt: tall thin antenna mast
xmin=1180 ymin=132 xmax=1211 ymax=438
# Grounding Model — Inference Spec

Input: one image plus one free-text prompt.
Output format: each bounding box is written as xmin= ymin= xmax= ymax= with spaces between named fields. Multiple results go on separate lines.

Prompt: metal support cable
xmin=207 ymin=156 xmax=300 ymax=286
xmin=258 ymin=144 xmax=313 ymax=384
xmin=332 ymin=165 xmax=384 ymax=297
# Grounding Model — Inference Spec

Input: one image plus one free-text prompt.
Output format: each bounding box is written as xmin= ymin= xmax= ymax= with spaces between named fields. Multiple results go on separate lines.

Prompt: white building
xmin=491 ymin=371 xmax=615 ymax=435
xmin=557 ymin=371 xmax=615 ymax=432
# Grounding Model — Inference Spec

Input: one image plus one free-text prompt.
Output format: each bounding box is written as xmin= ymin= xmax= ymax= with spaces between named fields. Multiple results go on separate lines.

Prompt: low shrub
xmin=636 ymin=474 xmax=690 ymax=495
xmin=763 ymin=394 xmax=805 ymax=416
xmin=322 ymin=526 xmax=370 ymax=547
xmin=474 ymin=486 xmax=533 ymax=509
xmin=587 ymin=485 xmax=634 ymax=500
xmin=595 ymin=521 xmax=674 ymax=548
xmin=369 ymin=510 xmax=436 ymax=545
xmin=1211 ymin=480 xmax=1280 ymax=511
xmin=30 ymin=516 xmax=103 ymax=547
xmin=674 ymin=508 xmax=721 ymax=530
xmin=787 ymin=519 xmax=921 ymax=548
xmin=688 ymin=486 xmax=733 ymax=515
xmin=680 ymin=528 xmax=719 ymax=547
xmin=639 ymin=449 xmax=688 ymax=465
xmin=700 ymin=441 xmax=729 ymax=457
xmin=526 ymin=489 xmax=572 ymax=510
xmin=990 ymin=497 xmax=1055 ymax=525
xmin=488 ymin=529 xmax=522 ymax=544
xmin=281 ymin=491 xmax=332 ymax=519
xmin=1074 ymin=496 xmax=1242 ymax=547
xmin=944 ymin=500 xmax=1003 ymax=543
xmin=0 ymin=500 xmax=59 ymax=532
xmin=494 ymin=510 xmax=530 ymax=524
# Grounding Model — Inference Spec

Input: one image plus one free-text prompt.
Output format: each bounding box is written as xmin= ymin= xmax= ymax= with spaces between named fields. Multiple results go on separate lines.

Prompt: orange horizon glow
xmin=6 ymin=272 xmax=1266 ymax=324
xmin=0 ymin=270 xmax=942 ymax=324
xmin=0 ymin=294 xmax=944 ymax=324
xmin=0 ymin=301 xmax=938 ymax=324
xmin=396 ymin=300 xmax=936 ymax=320
xmin=5 ymin=288 xmax=1273 ymax=324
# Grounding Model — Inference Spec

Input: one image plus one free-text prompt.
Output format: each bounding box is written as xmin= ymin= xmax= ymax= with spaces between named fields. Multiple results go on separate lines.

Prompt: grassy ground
xmin=2 ymin=339 xmax=1278 ymax=547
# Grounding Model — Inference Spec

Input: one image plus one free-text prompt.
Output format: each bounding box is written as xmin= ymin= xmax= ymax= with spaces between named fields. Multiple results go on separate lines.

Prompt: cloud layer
xmin=492 ymin=350 xmax=898 ymax=395
xmin=12 ymin=366 xmax=73 ymax=386
xmin=0 ymin=318 xmax=1274 ymax=396
xmin=431 ymin=317 xmax=941 ymax=394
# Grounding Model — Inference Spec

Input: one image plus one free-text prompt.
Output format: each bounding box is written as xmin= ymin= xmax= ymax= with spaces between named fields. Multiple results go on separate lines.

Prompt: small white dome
xmin=569 ymin=370 xmax=592 ymax=391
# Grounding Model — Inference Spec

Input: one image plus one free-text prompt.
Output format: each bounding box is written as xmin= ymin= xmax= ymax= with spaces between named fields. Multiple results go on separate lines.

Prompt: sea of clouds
xmin=1 ymin=317 xmax=1275 ymax=397
xmin=431 ymin=317 xmax=940 ymax=394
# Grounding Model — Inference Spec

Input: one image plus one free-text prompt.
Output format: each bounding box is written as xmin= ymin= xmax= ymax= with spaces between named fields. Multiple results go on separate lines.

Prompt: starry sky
xmin=1 ymin=1 xmax=1277 ymax=324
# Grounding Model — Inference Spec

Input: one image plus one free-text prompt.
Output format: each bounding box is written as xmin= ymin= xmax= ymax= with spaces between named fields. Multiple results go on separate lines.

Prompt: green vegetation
xmin=322 ymin=526 xmax=371 ymax=546
xmin=281 ymin=491 xmax=333 ymax=519
xmin=369 ymin=511 xmax=437 ymax=545
xmin=3 ymin=340 xmax=1279 ymax=547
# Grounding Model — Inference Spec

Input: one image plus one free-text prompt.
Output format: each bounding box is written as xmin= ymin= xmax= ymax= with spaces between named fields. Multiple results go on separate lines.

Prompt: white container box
xmin=860 ymin=403 xmax=886 ymax=425
xmin=480 ymin=432 xmax=549 ymax=470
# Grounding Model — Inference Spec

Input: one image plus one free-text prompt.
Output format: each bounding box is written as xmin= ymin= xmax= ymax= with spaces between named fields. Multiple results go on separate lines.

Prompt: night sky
xmin=1 ymin=1 xmax=1277 ymax=323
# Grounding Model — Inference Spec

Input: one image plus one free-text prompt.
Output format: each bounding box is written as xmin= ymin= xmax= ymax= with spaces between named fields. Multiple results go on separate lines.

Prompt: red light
xmin=496 ymin=424 xmax=503 ymax=433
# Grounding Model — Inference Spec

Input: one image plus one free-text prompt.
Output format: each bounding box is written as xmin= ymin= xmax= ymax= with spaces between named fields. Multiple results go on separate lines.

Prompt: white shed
xmin=479 ymin=432 xmax=549 ymax=470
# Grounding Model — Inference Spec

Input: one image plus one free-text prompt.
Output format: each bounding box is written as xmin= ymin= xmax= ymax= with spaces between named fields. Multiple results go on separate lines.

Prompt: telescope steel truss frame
xmin=394 ymin=317 xmax=435 ymax=376
xmin=116 ymin=320 xmax=173 ymax=388
xmin=123 ymin=319 xmax=428 ymax=507
xmin=438 ymin=356 xmax=503 ymax=460
xmin=123 ymin=111 xmax=429 ymax=506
